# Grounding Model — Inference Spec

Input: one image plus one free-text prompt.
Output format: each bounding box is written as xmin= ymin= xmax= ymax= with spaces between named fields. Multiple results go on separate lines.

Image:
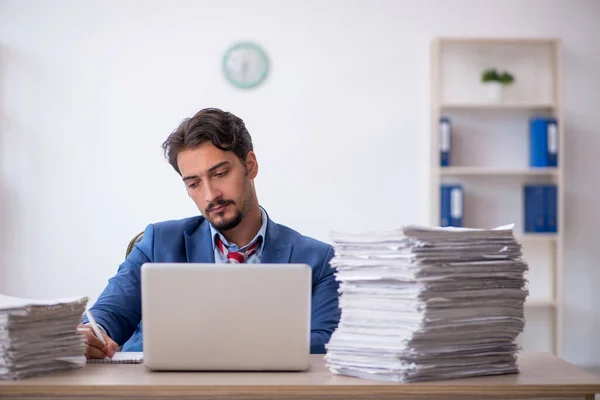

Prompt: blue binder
xmin=529 ymin=117 xmax=559 ymax=167
xmin=441 ymin=184 xmax=463 ymax=227
xmin=441 ymin=186 xmax=451 ymax=227
xmin=545 ymin=185 xmax=558 ymax=232
xmin=440 ymin=117 xmax=451 ymax=167
xmin=524 ymin=185 xmax=545 ymax=232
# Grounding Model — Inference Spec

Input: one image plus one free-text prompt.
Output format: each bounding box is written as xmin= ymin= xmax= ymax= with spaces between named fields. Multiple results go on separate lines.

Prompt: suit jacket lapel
xmin=184 ymin=218 xmax=215 ymax=263
xmin=261 ymin=214 xmax=292 ymax=264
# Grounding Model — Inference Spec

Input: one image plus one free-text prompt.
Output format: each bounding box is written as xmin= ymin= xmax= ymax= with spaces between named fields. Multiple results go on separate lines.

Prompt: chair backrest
xmin=126 ymin=232 xmax=144 ymax=258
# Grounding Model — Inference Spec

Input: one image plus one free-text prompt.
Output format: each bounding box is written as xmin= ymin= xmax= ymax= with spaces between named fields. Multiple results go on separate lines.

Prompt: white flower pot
xmin=484 ymin=81 xmax=503 ymax=103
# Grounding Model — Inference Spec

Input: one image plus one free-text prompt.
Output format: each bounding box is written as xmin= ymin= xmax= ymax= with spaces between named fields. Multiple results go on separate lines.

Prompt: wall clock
xmin=222 ymin=42 xmax=269 ymax=89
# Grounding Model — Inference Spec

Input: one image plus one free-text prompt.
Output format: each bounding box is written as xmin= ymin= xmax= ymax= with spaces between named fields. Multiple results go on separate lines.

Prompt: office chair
xmin=126 ymin=232 xmax=144 ymax=258
xmin=112 ymin=231 xmax=144 ymax=353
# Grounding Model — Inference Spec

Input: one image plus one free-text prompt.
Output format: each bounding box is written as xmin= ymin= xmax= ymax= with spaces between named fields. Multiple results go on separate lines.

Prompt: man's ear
xmin=245 ymin=151 xmax=258 ymax=179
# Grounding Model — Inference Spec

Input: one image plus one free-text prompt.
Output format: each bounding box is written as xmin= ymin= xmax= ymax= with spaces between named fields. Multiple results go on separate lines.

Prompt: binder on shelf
xmin=440 ymin=117 xmax=451 ymax=167
xmin=524 ymin=185 xmax=545 ymax=233
xmin=529 ymin=117 xmax=559 ymax=167
xmin=524 ymin=184 xmax=557 ymax=233
xmin=441 ymin=184 xmax=463 ymax=227
xmin=545 ymin=185 xmax=558 ymax=233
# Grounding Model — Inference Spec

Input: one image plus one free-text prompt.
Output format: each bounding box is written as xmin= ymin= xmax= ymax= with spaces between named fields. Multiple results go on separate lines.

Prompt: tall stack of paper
xmin=325 ymin=224 xmax=528 ymax=382
xmin=0 ymin=295 xmax=88 ymax=379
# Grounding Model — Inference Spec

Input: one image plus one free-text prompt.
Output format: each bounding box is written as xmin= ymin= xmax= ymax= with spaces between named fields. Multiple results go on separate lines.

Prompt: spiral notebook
xmin=87 ymin=352 xmax=143 ymax=364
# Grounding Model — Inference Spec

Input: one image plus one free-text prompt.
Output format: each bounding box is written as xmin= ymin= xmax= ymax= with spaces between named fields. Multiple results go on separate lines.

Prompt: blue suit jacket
xmin=85 ymin=213 xmax=340 ymax=354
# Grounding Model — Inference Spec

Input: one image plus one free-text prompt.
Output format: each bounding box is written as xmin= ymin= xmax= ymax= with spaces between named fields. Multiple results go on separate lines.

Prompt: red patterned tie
xmin=215 ymin=235 xmax=262 ymax=263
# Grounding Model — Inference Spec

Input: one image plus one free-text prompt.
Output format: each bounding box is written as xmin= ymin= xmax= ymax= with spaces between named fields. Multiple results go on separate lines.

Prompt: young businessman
xmin=78 ymin=108 xmax=340 ymax=359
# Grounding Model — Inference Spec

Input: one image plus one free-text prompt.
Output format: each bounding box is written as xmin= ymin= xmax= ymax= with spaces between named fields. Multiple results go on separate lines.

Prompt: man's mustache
xmin=206 ymin=199 xmax=234 ymax=212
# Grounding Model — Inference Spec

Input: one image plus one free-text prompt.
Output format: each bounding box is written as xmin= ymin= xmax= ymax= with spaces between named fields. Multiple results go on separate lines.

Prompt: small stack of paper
xmin=325 ymin=224 xmax=528 ymax=382
xmin=0 ymin=294 xmax=88 ymax=379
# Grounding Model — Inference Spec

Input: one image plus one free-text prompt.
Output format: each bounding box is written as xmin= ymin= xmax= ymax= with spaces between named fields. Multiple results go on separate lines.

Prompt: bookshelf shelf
xmin=437 ymin=38 xmax=558 ymax=45
xmin=525 ymin=299 xmax=557 ymax=308
xmin=438 ymin=167 xmax=559 ymax=177
xmin=516 ymin=233 xmax=558 ymax=243
xmin=430 ymin=37 xmax=563 ymax=356
xmin=439 ymin=103 xmax=556 ymax=110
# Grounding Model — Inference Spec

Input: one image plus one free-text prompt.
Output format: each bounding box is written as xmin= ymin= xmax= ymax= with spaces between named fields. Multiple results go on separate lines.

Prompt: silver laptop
xmin=141 ymin=263 xmax=312 ymax=371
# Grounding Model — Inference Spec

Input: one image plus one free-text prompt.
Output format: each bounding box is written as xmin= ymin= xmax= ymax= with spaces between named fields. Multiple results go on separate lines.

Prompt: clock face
xmin=222 ymin=42 xmax=269 ymax=89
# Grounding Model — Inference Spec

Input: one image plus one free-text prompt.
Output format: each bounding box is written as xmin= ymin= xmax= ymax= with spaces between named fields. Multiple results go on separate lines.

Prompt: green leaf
xmin=481 ymin=68 xmax=500 ymax=83
xmin=499 ymin=71 xmax=515 ymax=85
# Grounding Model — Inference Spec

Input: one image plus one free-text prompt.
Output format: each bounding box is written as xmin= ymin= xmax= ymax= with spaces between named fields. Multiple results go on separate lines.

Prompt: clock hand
xmin=242 ymin=61 xmax=249 ymax=80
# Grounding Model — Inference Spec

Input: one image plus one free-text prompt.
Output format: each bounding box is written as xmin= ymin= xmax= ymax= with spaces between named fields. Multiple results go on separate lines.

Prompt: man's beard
xmin=211 ymin=208 xmax=244 ymax=231
xmin=204 ymin=177 xmax=253 ymax=232
xmin=205 ymin=188 xmax=251 ymax=232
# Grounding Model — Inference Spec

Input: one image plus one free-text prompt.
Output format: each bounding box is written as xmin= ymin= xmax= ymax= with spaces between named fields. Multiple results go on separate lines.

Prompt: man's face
xmin=177 ymin=142 xmax=258 ymax=231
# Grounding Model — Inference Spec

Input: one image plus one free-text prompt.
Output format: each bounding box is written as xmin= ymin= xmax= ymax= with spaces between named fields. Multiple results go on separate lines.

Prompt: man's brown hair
xmin=162 ymin=108 xmax=254 ymax=174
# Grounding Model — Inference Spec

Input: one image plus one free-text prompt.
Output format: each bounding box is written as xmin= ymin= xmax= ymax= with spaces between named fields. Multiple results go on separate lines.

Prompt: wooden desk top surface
xmin=1 ymin=352 xmax=600 ymax=398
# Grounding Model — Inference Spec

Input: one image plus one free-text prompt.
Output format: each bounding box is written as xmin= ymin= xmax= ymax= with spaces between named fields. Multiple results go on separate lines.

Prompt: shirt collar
xmin=210 ymin=206 xmax=268 ymax=256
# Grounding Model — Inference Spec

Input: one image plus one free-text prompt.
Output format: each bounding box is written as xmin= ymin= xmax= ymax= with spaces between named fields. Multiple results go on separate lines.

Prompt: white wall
xmin=0 ymin=0 xmax=599 ymax=365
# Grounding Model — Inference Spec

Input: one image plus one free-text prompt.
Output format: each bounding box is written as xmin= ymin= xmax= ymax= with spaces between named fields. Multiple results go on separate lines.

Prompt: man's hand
xmin=77 ymin=324 xmax=118 ymax=359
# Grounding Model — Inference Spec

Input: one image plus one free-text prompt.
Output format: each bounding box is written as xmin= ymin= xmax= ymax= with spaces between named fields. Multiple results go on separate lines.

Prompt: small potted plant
xmin=481 ymin=68 xmax=515 ymax=102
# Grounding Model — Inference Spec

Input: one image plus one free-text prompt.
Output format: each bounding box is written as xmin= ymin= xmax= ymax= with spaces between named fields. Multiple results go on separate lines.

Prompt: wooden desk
xmin=1 ymin=352 xmax=600 ymax=399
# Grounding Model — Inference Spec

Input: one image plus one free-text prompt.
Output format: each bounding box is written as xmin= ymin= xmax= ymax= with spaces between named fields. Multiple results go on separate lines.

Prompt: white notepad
xmin=87 ymin=352 xmax=143 ymax=364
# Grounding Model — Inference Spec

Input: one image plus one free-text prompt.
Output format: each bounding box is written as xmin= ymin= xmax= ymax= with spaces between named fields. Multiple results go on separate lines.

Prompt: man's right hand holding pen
xmin=77 ymin=310 xmax=118 ymax=359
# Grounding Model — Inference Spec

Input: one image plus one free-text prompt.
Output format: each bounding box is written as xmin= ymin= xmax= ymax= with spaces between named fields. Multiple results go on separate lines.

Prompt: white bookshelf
xmin=430 ymin=38 xmax=564 ymax=356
